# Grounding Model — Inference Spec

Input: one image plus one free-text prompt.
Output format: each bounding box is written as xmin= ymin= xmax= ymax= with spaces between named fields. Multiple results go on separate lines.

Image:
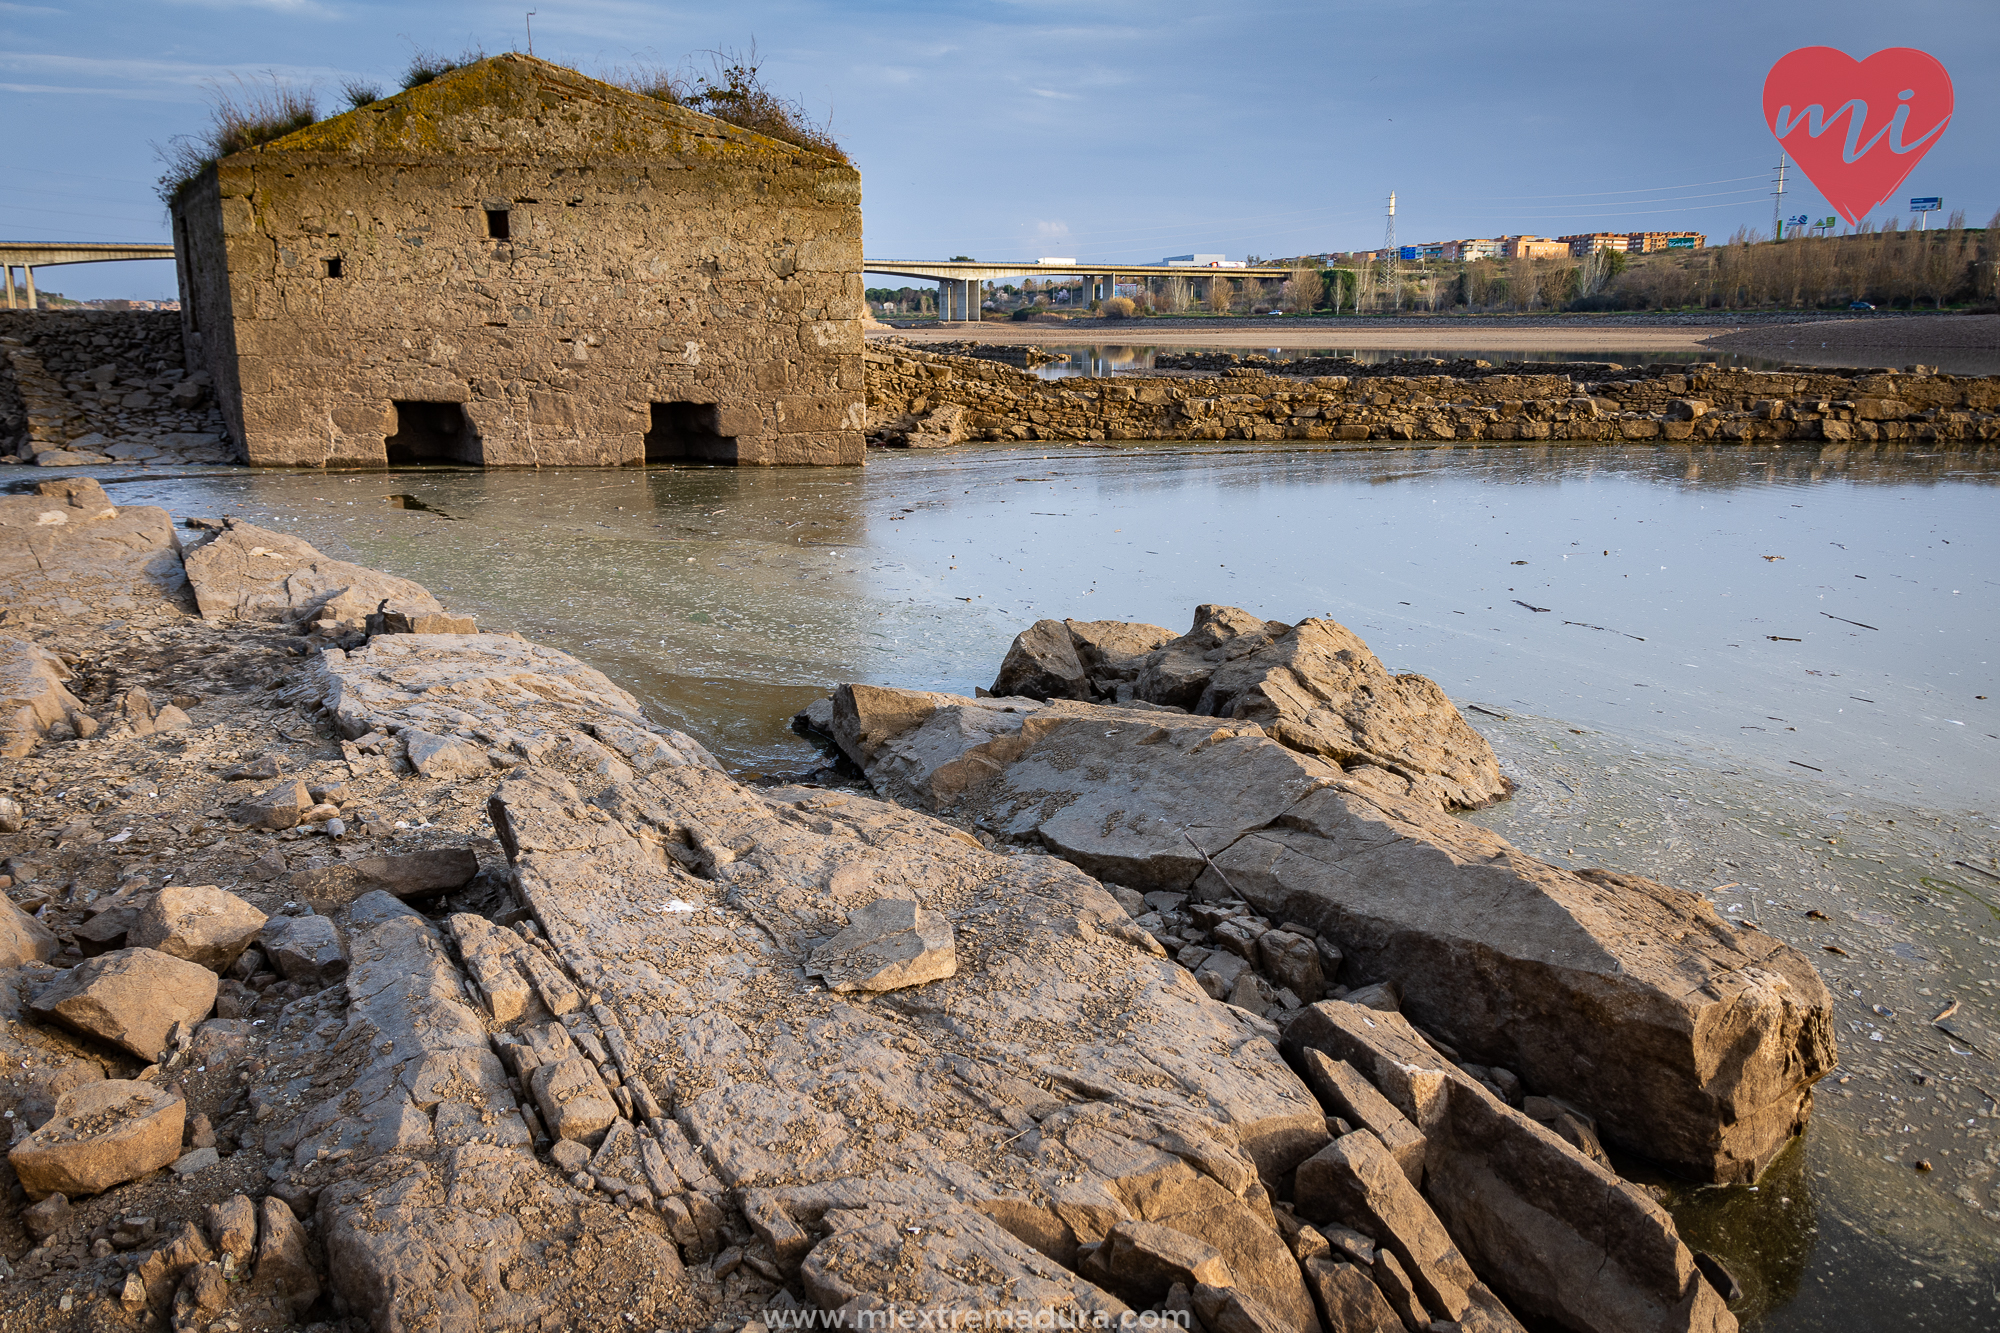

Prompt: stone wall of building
xmin=0 ymin=311 xmax=227 ymax=465
xmin=866 ymin=343 xmax=2000 ymax=450
xmin=173 ymin=55 xmax=865 ymax=469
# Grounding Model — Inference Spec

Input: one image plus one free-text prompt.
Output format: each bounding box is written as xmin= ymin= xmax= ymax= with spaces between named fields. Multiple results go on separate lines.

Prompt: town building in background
xmin=1625 ymin=231 xmax=1706 ymax=253
xmin=1558 ymin=233 xmax=1631 ymax=256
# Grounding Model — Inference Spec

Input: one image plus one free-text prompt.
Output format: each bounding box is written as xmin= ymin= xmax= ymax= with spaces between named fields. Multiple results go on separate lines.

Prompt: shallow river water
xmin=89 ymin=439 xmax=2000 ymax=1331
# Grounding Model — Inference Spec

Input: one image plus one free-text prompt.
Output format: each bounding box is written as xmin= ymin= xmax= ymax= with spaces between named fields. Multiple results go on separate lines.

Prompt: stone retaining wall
xmin=865 ymin=343 xmax=2000 ymax=449
xmin=0 ymin=311 xmax=229 ymax=466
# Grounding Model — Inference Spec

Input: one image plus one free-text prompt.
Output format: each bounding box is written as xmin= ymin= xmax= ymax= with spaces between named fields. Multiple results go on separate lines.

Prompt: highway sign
xmin=1910 ymin=197 xmax=1943 ymax=211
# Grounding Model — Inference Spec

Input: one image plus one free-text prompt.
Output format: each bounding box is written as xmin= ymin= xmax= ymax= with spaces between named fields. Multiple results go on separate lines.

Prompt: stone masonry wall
xmin=0 ymin=311 xmax=228 ymax=466
xmin=866 ymin=343 xmax=2000 ymax=450
xmin=174 ymin=55 xmax=865 ymax=469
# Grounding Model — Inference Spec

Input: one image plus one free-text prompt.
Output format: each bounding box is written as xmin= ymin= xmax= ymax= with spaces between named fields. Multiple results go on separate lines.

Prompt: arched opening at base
xmin=386 ymin=401 xmax=482 ymax=465
xmin=645 ymin=401 xmax=736 ymax=463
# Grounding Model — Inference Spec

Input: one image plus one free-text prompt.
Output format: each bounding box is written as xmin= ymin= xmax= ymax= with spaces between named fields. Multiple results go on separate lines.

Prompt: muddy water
xmin=99 ymin=440 xmax=1999 ymax=1330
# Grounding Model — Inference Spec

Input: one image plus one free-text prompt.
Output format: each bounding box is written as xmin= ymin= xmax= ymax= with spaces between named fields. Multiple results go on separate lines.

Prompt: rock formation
xmin=0 ymin=469 xmax=1786 ymax=1328
xmin=821 ymin=611 xmax=1835 ymax=1186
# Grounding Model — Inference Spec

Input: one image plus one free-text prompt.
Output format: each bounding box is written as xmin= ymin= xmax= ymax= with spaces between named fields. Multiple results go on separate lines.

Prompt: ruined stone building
xmin=170 ymin=55 xmax=864 ymax=467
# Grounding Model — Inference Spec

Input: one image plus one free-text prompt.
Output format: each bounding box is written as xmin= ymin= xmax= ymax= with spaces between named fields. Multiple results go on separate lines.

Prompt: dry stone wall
xmin=866 ymin=343 xmax=2000 ymax=450
xmin=0 ymin=312 xmax=226 ymax=466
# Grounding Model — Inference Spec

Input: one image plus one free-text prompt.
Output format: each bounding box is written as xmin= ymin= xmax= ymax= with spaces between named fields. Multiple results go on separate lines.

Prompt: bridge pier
xmin=22 ymin=267 xmax=35 ymax=310
xmin=935 ymin=277 xmax=978 ymax=324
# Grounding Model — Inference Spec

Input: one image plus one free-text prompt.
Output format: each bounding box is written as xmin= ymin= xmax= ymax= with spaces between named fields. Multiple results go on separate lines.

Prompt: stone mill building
xmin=169 ymin=54 xmax=864 ymax=467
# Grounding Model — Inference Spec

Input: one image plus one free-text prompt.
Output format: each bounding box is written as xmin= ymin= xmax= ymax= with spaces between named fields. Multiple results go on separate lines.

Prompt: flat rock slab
xmin=286 ymin=848 xmax=479 ymax=903
xmin=8 ymin=1079 xmax=185 ymax=1198
xmin=806 ymin=896 xmax=957 ymax=992
xmin=492 ymin=765 xmax=1327 ymax=1327
xmin=130 ymin=884 xmax=267 ymax=971
xmin=29 ymin=947 xmax=220 ymax=1061
xmin=828 ymin=682 xmax=1834 ymax=1183
xmin=802 ymin=1198 xmax=1131 ymax=1326
xmin=1286 ymin=1001 xmax=1735 ymax=1333
xmin=0 ymin=478 xmax=186 ymax=624
xmin=182 ymin=519 xmax=445 ymax=626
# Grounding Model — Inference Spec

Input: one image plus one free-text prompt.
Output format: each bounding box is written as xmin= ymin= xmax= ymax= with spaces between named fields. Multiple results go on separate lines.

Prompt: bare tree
xmin=1209 ymin=276 xmax=1233 ymax=315
xmin=1280 ymin=268 xmax=1324 ymax=314
xmin=1160 ymin=275 xmax=1192 ymax=314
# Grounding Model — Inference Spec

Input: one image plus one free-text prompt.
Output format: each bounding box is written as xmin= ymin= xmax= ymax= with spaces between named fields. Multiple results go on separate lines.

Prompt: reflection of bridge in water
xmin=1 ymin=242 xmax=176 ymax=308
xmin=862 ymin=258 xmax=1315 ymax=323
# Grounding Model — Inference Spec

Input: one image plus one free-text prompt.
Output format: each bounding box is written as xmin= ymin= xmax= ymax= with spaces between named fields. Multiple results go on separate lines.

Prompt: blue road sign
xmin=1909 ymin=197 xmax=1943 ymax=212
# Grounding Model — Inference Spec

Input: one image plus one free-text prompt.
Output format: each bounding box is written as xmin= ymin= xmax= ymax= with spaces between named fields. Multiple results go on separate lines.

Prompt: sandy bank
xmin=882 ymin=321 xmax=1734 ymax=353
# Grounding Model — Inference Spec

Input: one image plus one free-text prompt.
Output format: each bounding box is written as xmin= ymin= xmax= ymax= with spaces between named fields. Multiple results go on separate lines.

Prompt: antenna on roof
xmin=525 ymin=10 xmax=536 ymax=57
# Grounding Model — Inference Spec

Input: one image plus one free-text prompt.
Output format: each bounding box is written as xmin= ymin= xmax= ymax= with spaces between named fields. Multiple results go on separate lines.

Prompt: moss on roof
xmin=248 ymin=53 xmax=841 ymax=168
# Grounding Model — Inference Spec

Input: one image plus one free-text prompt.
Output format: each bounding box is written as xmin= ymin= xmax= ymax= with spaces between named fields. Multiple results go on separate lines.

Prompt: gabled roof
xmin=250 ymin=53 xmax=837 ymax=167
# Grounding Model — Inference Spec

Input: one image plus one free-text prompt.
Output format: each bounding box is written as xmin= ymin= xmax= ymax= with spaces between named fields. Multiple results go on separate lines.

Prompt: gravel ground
xmin=1703 ymin=315 xmax=2000 ymax=376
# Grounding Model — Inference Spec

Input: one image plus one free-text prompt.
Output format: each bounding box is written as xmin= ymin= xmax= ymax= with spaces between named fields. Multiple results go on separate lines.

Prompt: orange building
xmin=1501 ymin=236 xmax=1570 ymax=259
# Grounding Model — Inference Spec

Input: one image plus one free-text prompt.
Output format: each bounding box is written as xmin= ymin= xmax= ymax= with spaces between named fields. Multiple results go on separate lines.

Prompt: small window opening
xmin=644 ymin=402 xmax=736 ymax=464
xmin=324 ymin=257 xmax=343 ymax=278
xmin=385 ymin=401 xmax=482 ymax=466
xmin=484 ymin=209 xmax=511 ymax=240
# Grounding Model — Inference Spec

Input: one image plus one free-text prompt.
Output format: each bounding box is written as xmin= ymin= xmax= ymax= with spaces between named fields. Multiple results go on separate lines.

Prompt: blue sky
xmin=4 ymin=0 xmax=1994 ymax=299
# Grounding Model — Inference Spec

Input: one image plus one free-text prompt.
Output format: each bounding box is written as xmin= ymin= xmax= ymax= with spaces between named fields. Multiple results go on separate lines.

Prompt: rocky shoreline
xmin=0 ymin=475 xmax=1838 ymax=1331
xmin=866 ymin=342 xmax=2000 ymax=450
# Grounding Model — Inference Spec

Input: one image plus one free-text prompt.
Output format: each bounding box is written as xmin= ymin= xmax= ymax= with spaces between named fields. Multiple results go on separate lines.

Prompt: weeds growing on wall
xmin=612 ymin=47 xmax=848 ymax=162
xmin=154 ymin=76 xmax=319 ymax=205
xmin=340 ymin=78 xmax=385 ymax=110
xmin=402 ymin=48 xmax=485 ymax=90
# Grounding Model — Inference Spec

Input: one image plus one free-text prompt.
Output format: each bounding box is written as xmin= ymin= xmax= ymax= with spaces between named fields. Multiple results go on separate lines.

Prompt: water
xmin=1025 ymin=344 xmax=1801 ymax=378
xmin=88 ymin=440 xmax=2000 ymax=1329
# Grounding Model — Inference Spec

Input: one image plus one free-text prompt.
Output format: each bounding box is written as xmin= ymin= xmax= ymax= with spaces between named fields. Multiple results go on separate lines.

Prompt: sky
xmin=3 ymin=0 xmax=1995 ymax=300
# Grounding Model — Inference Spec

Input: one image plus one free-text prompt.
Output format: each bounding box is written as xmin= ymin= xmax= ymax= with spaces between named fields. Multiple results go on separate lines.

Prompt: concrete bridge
xmin=2 ymin=242 xmax=176 ymax=309
xmin=863 ymin=258 xmax=1306 ymax=322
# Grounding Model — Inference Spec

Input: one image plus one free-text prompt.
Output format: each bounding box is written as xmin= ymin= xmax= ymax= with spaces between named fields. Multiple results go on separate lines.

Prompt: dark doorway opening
xmin=324 ymin=257 xmax=343 ymax=278
xmin=644 ymin=401 xmax=736 ymax=463
xmin=385 ymin=401 xmax=481 ymax=465
xmin=485 ymin=209 xmax=511 ymax=240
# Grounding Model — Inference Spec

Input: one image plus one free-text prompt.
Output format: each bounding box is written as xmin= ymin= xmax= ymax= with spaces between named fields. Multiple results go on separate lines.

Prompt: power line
xmin=1481 ymin=174 xmax=1769 ymax=200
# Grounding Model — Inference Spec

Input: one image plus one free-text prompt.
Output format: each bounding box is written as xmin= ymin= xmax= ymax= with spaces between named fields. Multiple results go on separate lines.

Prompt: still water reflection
xmin=94 ymin=439 xmax=2000 ymax=1330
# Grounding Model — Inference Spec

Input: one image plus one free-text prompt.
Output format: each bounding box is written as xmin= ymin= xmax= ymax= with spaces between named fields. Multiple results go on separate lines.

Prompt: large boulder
xmin=1114 ymin=606 xmax=1506 ymax=810
xmin=181 ymin=518 xmax=447 ymax=626
xmin=29 ymin=948 xmax=220 ymax=1061
xmin=8 ymin=1079 xmax=185 ymax=1198
xmin=988 ymin=617 xmax=1182 ymax=703
xmin=129 ymin=884 xmax=267 ymax=972
xmin=0 ymin=899 xmax=59 ymax=967
xmin=0 ymin=636 xmax=85 ymax=757
xmin=260 ymin=912 xmax=348 ymax=985
xmin=824 ymin=685 xmax=1834 ymax=1184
